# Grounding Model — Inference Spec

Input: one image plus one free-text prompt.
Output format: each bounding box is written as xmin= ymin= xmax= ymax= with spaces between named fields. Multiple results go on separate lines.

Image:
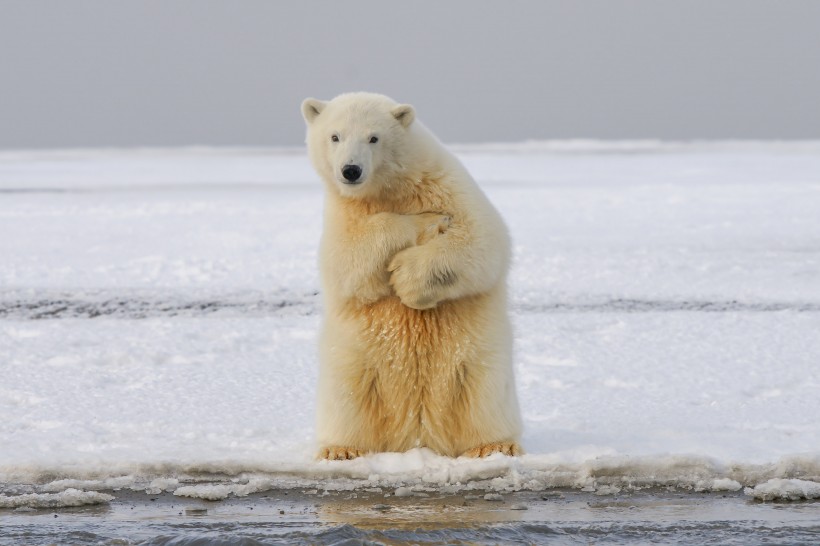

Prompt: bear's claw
xmin=461 ymin=442 xmax=522 ymax=458
xmin=416 ymin=213 xmax=451 ymax=245
xmin=320 ymin=446 xmax=365 ymax=460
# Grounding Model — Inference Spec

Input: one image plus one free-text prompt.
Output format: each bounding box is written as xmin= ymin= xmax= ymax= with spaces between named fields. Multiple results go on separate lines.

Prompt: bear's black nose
xmin=342 ymin=164 xmax=362 ymax=183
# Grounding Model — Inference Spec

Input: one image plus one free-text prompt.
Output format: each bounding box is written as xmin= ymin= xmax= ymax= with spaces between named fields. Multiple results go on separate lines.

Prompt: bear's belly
xmin=340 ymin=295 xmax=489 ymax=454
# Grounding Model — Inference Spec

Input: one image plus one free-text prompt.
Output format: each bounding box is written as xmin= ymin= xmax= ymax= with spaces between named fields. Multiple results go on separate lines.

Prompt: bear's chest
xmin=352 ymin=296 xmax=479 ymax=369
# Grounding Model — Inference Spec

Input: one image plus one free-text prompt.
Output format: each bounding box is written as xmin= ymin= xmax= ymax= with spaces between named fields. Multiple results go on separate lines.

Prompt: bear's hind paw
xmin=461 ymin=442 xmax=522 ymax=458
xmin=319 ymin=446 xmax=366 ymax=460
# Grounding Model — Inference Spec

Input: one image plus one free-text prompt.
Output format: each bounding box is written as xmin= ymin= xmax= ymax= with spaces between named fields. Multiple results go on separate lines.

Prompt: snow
xmin=1 ymin=142 xmax=819 ymax=506
xmin=745 ymin=479 xmax=820 ymax=501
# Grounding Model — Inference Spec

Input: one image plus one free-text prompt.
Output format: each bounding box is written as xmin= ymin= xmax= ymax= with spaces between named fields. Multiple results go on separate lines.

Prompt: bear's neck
xmin=332 ymin=169 xmax=454 ymax=216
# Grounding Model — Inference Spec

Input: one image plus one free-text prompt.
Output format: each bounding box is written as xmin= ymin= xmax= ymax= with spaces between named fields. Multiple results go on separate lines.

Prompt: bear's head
xmin=301 ymin=92 xmax=415 ymax=199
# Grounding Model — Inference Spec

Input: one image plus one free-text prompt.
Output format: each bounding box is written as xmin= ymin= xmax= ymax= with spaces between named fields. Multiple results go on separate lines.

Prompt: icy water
xmin=2 ymin=490 xmax=818 ymax=545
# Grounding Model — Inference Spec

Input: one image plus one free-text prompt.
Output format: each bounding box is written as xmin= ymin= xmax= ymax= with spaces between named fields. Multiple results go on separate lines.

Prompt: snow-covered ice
xmin=1 ymin=142 xmax=819 ymax=506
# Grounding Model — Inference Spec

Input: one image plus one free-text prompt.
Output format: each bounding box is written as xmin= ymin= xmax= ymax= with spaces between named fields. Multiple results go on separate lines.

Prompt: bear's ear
xmin=391 ymin=104 xmax=415 ymax=128
xmin=301 ymin=98 xmax=327 ymax=125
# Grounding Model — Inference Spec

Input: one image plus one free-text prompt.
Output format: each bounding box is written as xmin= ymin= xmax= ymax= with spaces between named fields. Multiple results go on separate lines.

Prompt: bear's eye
xmin=369 ymin=136 xmax=379 ymax=144
xmin=331 ymin=135 xmax=339 ymax=142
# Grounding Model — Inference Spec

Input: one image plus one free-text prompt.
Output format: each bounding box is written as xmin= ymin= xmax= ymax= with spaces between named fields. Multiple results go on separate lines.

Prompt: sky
xmin=1 ymin=0 xmax=819 ymax=149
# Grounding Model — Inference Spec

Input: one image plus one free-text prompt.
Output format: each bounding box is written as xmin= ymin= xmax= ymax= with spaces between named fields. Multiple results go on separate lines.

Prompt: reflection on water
xmin=316 ymin=494 xmax=528 ymax=530
xmin=1 ymin=490 xmax=818 ymax=545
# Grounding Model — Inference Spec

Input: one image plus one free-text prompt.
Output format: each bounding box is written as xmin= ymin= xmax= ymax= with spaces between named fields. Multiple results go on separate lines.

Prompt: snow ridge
xmin=3 ymin=291 xmax=819 ymax=320
xmin=2 ymin=451 xmax=819 ymax=506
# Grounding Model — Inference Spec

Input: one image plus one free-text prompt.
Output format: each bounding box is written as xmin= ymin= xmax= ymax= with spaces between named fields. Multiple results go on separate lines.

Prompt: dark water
xmin=2 ymin=490 xmax=818 ymax=545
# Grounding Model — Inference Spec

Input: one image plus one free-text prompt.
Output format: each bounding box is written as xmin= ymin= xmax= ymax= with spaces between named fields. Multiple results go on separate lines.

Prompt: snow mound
xmin=174 ymin=479 xmax=275 ymax=501
xmin=745 ymin=479 xmax=820 ymax=501
xmin=704 ymin=478 xmax=743 ymax=492
xmin=0 ymin=488 xmax=114 ymax=509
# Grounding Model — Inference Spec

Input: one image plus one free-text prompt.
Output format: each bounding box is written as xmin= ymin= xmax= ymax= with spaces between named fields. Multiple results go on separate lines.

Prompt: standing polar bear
xmin=302 ymin=92 xmax=522 ymax=460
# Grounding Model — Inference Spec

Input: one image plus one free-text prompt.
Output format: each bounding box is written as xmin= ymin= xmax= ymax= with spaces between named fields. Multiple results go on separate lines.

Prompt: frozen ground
xmin=1 ymin=142 xmax=819 ymax=511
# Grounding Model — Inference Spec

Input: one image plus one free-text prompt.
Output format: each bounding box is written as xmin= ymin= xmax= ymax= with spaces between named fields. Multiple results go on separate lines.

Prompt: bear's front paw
xmin=413 ymin=213 xmax=451 ymax=245
xmin=461 ymin=442 xmax=522 ymax=458
xmin=319 ymin=446 xmax=366 ymax=460
xmin=388 ymin=246 xmax=454 ymax=310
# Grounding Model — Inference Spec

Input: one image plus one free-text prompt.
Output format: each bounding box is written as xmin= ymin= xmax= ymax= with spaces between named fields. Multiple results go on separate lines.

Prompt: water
xmin=2 ymin=490 xmax=818 ymax=545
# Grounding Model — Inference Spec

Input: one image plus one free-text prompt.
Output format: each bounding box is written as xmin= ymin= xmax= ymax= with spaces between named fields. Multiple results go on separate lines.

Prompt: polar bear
xmin=301 ymin=92 xmax=522 ymax=460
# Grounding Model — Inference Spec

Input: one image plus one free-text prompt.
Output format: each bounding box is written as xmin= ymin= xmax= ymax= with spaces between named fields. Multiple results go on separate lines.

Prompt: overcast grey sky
xmin=1 ymin=1 xmax=819 ymax=149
